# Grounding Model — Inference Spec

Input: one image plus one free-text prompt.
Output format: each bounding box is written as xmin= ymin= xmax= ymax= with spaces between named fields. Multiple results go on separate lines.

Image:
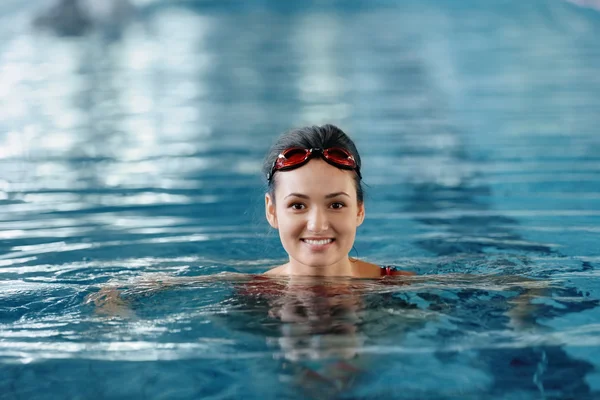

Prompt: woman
xmin=86 ymin=125 xmax=549 ymax=395
xmin=261 ymin=124 xmax=413 ymax=278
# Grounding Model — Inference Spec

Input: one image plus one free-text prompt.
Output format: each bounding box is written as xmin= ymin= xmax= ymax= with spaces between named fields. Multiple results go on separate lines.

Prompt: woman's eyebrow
xmin=325 ymin=192 xmax=350 ymax=199
xmin=283 ymin=192 xmax=350 ymax=200
xmin=284 ymin=193 xmax=309 ymax=200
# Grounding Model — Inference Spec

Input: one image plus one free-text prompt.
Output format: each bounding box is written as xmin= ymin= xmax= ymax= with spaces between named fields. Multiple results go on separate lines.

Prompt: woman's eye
xmin=330 ymin=202 xmax=345 ymax=209
xmin=290 ymin=203 xmax=305 ymax=210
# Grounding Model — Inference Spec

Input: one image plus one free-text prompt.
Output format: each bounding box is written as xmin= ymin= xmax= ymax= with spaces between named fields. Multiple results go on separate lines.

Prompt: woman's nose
xmin=307 ymin=208 xmax=329 ymax=233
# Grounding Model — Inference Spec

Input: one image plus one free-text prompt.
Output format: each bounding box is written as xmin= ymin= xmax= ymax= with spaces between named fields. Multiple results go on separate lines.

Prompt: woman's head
xmin=263 ymin=125 xmax=366 ymax=273
xmin=263 ymin=124 xmax=363 ymax=203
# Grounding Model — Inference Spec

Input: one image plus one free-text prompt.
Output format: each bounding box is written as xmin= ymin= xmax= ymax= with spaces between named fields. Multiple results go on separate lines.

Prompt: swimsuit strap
xmin=380 ymin=265 xmax=398 ymax=276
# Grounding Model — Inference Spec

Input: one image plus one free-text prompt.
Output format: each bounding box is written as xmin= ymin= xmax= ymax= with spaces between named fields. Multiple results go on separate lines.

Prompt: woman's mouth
xmin=301 ymin=238 xmax=335 ymax=250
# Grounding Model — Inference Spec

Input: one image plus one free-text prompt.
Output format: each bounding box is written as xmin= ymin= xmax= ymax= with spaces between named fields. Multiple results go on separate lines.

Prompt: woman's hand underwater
xmin=84 ymin=285 xmax=137 ymax=319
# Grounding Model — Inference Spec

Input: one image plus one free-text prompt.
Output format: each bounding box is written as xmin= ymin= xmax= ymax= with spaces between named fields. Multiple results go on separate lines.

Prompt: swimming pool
xmin=1 ymin=0 xmax=600 ymax=398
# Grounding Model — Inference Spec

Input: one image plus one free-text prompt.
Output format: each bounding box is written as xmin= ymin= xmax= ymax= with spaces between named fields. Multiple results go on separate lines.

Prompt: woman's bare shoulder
xmin=350 ymin=259 xmax=382 ymax=278
xmin=263 ymin=264 xmax=288 ymax=276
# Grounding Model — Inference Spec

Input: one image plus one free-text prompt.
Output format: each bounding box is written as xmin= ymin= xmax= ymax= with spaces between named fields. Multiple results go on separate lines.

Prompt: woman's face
xmin=265 ymin=159 xmax=364 ymax=273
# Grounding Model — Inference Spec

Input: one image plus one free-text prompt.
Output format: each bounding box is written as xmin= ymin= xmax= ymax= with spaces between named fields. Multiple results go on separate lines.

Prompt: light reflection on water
xmin=1 ymin=0 xmax=600 ymax=398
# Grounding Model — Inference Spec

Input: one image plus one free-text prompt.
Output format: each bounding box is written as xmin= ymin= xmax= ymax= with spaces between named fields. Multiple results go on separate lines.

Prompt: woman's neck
xmin=285 ymin=256 xmax=354 ymax=277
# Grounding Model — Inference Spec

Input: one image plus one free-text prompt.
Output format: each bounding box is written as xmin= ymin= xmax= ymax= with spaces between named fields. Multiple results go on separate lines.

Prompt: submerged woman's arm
xmin=402 ymin=273 xmax=551 ymax=330
xmin=84 ymin=272 xmax=248 ymax=317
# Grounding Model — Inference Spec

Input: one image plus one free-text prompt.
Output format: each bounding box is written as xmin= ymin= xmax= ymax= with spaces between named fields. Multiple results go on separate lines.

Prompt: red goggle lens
xmin=323 ymin=148 xmax=355 ymax=167
xmin=276 ymin=148 xmax=311 ymax=169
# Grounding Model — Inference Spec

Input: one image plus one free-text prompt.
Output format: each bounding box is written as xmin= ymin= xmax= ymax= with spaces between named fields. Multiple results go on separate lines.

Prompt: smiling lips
xmin=301 ymin=238 xmax=335 ymax=249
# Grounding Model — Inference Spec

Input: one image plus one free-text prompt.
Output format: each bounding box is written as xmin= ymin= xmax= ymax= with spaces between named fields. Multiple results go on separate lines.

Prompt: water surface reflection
xmin=1 ymin=0 xmax=600 ymax=398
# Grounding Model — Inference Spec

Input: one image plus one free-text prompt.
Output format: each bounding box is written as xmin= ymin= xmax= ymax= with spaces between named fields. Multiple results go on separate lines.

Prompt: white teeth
xmin=303 ymin=239 xmax=333 ymax=246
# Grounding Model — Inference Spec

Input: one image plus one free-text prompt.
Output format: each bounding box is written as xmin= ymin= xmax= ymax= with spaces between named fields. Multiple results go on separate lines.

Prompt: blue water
xmin=1 ymin=0 xmax=600 ymax=398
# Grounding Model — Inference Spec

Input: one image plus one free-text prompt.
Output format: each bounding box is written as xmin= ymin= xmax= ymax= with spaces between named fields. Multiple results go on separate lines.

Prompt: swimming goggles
xmin=267 ymin=147 xmax=361 ymax=181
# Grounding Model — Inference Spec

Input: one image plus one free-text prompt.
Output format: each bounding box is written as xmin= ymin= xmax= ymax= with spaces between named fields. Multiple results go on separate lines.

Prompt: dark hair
xmin=263 ymin=124 xmax=364 ymax=203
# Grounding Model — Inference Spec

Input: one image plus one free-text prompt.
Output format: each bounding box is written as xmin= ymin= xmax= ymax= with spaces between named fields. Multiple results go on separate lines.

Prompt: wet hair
xmin=263 ymin=124 xmax=364 ymax=203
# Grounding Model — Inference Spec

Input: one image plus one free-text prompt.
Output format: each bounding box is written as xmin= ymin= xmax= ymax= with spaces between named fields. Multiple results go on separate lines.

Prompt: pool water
xmin=1 ymin=0 xmax=600 ymax=398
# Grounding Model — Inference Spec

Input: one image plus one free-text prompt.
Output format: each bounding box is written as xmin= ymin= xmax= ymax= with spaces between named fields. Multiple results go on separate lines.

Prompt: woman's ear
xmin=356 ymin=202 xmax=365 ymax=227
xmin=265 ymin=193 xmax=278 ymax=229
